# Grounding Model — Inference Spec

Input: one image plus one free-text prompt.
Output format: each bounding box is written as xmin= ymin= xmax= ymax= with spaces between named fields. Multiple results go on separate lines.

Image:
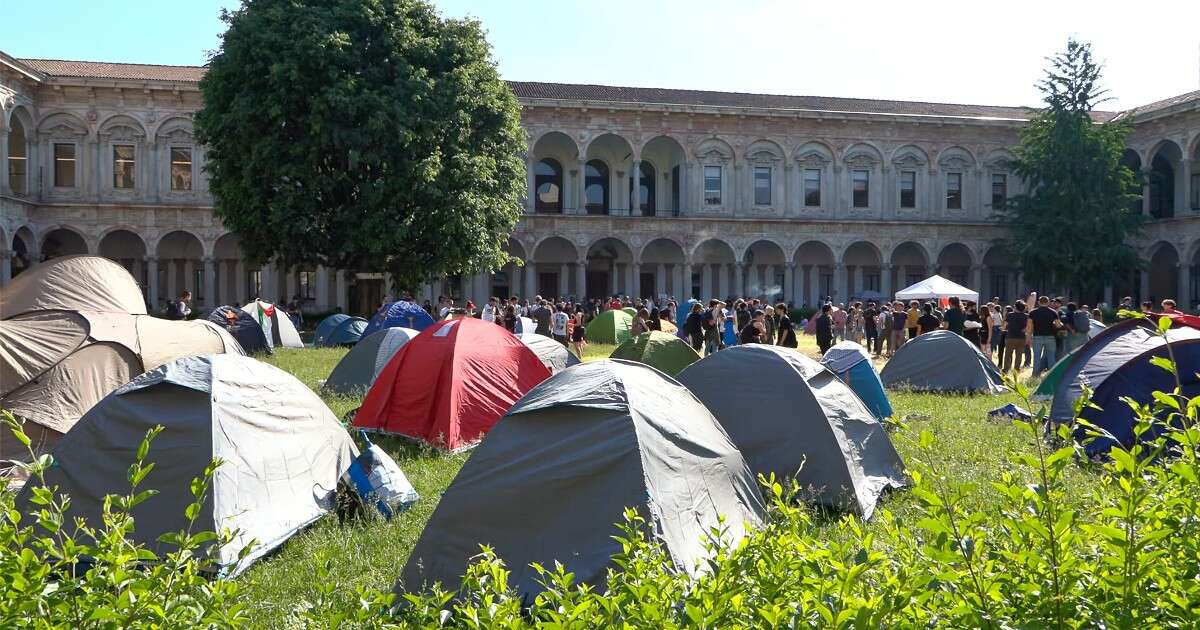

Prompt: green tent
xmin=1033 ymin=350 xmax=1077 ymax=400
xmin=586 ymin=309 xmax=634 ymax=344
xmin=621 ymin=307 xmax=638 ymax=317
xmin=610 ymin=331 xmax=701 ymax=376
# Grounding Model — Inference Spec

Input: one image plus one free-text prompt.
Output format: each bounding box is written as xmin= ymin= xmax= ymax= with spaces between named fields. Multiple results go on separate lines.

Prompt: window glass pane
xmin=946 ymin=172 xmax=962 ymax=209
xmin=704 ymin=165 xmax=722 ymax=205
xmin=299 ymin=272 xmax=314 ymax=299
xmin=753 ymin=166 xmax=771 ymax=205
xmin=534 ymin=158 xmax=562 ymax=212
xmin=113 ymin=145 xmax=136 ymax=189
xmin=804 ymin=168 xmax=821 ymax=207
xmin=54 ymin=143 xmax=76 ymax=188
xmin=991 ymin=174 xmax=1008 ymax=207
xmin=7 ymin=122 xmax=26 ymax=194
xmin=170 ymin=147 xmax=193 ymax=191
xmin=900 ymin=170 xmax=916 ymax=208
xmin=852 ymin=169 xmax=869 ymax=208
xmin=584 ymin=161 xmax=608 ymax=213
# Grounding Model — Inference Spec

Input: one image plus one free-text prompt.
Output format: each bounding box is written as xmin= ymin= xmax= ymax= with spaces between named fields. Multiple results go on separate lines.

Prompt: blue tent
xmin=362 ymin=301 xmax=435 ymax=337
xmin=675 ymin=299 xmax=701 ymax=329
xmin=822 ymin=341 xmax=893 ymax=419
xmin=314 ymin=313 xmax=368 ymax=347
xmin=207 ymin=305 xmax=271 ymax=354
xmin=722 ymin=314 xmax=737 ymax=347
xmin=1076 ymin=332 xmax=1200 ymax=457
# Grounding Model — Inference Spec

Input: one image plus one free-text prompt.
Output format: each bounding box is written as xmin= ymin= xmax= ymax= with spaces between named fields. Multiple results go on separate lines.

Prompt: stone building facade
xmin=2 ymin=52 xmax=1198 ymax=315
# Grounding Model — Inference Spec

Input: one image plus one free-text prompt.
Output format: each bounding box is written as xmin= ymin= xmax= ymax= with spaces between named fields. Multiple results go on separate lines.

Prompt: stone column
xmin=1141 ymin=168 xmax=1153 ymax=215
xmin=0 ymin=133 xmax=9 ymax=192
xmin=1178 ymin=264 xmax=1190 ymax=310
xmin=717 ymin=263 xmax=729 ymax=298
xmin=808 ymin=265 xmax=820 ymax=307
xmin=524 ymin=262 xmax=537 ymax=300
xmin=629 ymin=160 xmax=641 ymax=216
xmin=608 ymin=264 xmax=618 ymax=295
xmin=1139 ymin=269 xmax=1151 ymax=303
xmin=336 ymin=270 xmax=348 ymax=312
xmin=144 ymin=256 xmax=159 ymax=309
xmin=731 ymin=163 xmax=742 ymax=215
xmin=316 ymin=265 xmax=330 ymax=310
xmin=1182 ymin=158 xmax=1193 ymax=212
xmin=166 ymin=259 xmax=179 ymax=300
xmin=834 ymin=263 xmax=847 ymax=304
xmin=681 ymin=262 xmax=693 ymax=299
xmin=578 ymin=158 xmax=588 ymax=214
xmin=853 ymin=266 xmax=864 ymax=299
xmin=559 ymin=263 xmax=570 ymax=298
xmin=656 ymin=264 xmax=667 ymax=297
xmin=234 ymin=259 xmax=247 ymax=302
xmin=783 ymin=262 xmax=795 ymax=305
xmin=733 ymin=262 xmax=745 ymax=297
xmin=880 ymin=263 xmax=893 ymax=301
xmin=783 ymin=164 xmax=794 ymax=215
xmin=576 ymin=261 xmax=587 ymax=301
xmin=0 ymin=250 xmax=11 ymax=287
xmin=971 ymin=265 xmax=984 ymax=296
xmin=286 ymin=268 xmax=298 ymax=303
xmin=701 ymin=264 xmax=713 ymax=300
xmin=203 ymin=257 xmax=216 ymax=308
xmin=625 ymin=263 xmax=636 ymax=297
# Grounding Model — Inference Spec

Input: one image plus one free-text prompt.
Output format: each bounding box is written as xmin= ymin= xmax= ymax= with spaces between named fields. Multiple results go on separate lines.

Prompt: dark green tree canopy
xmin=999 ymin=39 xmax=1143 ymax=298
xmin=195 ymin=0 xmax=526 ymax=290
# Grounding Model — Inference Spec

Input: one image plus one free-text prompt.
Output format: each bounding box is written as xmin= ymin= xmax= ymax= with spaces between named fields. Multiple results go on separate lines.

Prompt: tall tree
xmin=195 ymin=0 xmax=526 ymax=292
xmin=999 ymin=39 xmax=1143 ymax=298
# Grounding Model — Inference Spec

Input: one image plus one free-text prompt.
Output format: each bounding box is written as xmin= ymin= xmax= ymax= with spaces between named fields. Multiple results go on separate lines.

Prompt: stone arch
xmin=154 ymin=230 xmax=206 ymax=305
xmin=841 ymin=241 xmax=884 ymax=301
xmin=583 ymin=133 xmax=635 ymax=215
xmin=745 ymin=138 xmax=785 ymax=162
xmin=5 ymin=106 xmax=33 ymax=195
xmin=640 ymin=135 xmax=687 ymax=217
xmin=529 ymin=130 xmax=580 ymax=158
xmin=742 ymin=239 xmax=787 ymax=301
xmin=151 ymin=115 xmax=195 ymax=142
xmin=10 ymin=226 xmax=36 ymax=277
xmin=98 ymin=229 xmax=148 ymax=289
xmin=98 ymin=114 xmax=147 ymax=138
xmin=890 ymin=144 xmax=930 ymax=166
xmin=639 ymin=238 xmax=687 ymax=298
xmin=1147 ymin=241 xmax=1180 ymax=303
xmin=585 ymin=237 xmax=636 ymax=300
xmin=843 ymin=142 xmax=884 ymax=164
xmin=40 ymin=226 xmax=90 ymax=260
xmin=691 ymin=238 xmax=737 ymax=300
xmin=936 ymin=145 xmax=977 ymax=169
xmin=36 ymin=111 xmax=89 ymax=136
xmin=211 ymin=233 xmax=246 ymax=305
xmin=890 ymin=241 xmax=931 ymax=289
xmin=794 ymin=240 xmax=837 ymax=307
xmin=693 ymin=136 xmax=734 ymax=162
xmin=793 ymin=140 xmax=835 ymax=165
xmin=1148 ymin=139 xmax=1185 ymax=219
xmin=983 ymin=243 xmax=1018 ymax=302
xmin=982 ymin=148 xmax=1016 ymax=169
xmin=937 ymin=242 xmax=974 ymax=287
xmin=530 ymin=131 xmax=579 ymax=214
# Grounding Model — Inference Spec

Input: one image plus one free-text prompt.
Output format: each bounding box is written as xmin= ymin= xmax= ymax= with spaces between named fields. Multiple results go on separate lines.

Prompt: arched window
xmin=7 ymin=117 xmax=27 ymax=195
xmin=630 ymin=162 xmax=656 ymax=215
xmin=1150 ymin=154 xmax=1175 ymax=219
xmin=534 ymin=158 xmax=562 ymax=213
xmin=584 ymin=160 xmax=609 ymax=215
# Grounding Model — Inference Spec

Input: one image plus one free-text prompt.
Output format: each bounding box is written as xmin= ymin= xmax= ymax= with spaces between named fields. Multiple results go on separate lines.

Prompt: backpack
xmin=165 ymin=300 xmax=183 ymax=320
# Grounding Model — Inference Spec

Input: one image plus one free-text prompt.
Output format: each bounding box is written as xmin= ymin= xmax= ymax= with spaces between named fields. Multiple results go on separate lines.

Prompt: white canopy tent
xmin=894 ymin=274 xmax=979 ymax=303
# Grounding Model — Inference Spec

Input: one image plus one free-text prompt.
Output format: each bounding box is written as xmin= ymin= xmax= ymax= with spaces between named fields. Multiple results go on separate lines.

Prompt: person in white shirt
xmin=551 ymin=304 xmax=569 ymax=345
xmin=482 ymin=297 xmax=498 ymax=323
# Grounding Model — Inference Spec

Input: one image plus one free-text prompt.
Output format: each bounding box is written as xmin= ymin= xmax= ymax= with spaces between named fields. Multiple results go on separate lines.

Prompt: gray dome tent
xmin=17 ymin=354 xmax=357 ymax=576
xmin=398 ymin=359 xmax=765 ymax=599
xmin=677 ymin=345 xmax=906 ymax=518
xmin=880 ymin=330 xmax=1004 ymax=393
xmin=322 ymin=327 xmax=420 ymax=396
xmin=516 ymin=332 xmax=581 ymax=373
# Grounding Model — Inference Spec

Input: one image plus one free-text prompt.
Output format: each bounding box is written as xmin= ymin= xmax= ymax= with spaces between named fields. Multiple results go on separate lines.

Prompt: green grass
xmin=240 ymin=336 xmax=1078 ymax=627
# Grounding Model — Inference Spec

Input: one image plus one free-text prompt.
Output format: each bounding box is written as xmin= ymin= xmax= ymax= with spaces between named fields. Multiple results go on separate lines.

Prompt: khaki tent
xmin=0 ymin=310 xmax=243 ymax=459
xmin=677 ymin=345 xmax=906 ymax=517
xmin=517 ymin=332 xmax=581 ymax=374
xmin=16 ymin=354 xmax=356 ymax=576
xmin=609 ymin=330 xmax=700 ymax=376
xmin=399 ymin=359 xmax=765 ymax=599
xmin=0 ymin=255 xmax=147 ymax=318
xmin=241 ymin=300 xmax=304 ymax=349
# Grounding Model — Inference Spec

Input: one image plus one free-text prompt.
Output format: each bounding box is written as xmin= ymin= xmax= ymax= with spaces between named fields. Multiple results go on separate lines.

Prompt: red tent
xmin=353 ymin=318 xmax=551 ymax=450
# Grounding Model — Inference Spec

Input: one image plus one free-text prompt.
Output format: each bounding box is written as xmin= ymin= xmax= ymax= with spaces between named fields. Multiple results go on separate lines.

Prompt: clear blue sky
xmin=5 ymin=0 xmax=1198 ymax=110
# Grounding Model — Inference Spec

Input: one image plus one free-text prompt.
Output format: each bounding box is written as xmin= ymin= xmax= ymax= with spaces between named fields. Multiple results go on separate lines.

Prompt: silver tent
xmin=879 ymin=330 xmax=1004 ymax=393
xmin=517 ymin=332 xmax=581 ymax=373
xmin=323 ymin=327 xmax=420 ymax=396
xmin=17 ymin=354 xmax=357 ymax=576
xmin=677 ymin=345 xmax=906 ymax=518
xmin=398 ymin=359 xmax=765 ymax=599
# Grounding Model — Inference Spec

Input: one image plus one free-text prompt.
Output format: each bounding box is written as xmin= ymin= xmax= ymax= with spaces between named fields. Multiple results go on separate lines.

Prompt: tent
xmin=609 ymin=331 xmax=700 ymax=376
xmin=621 ymin=306 xmax=638 ymax=317
xmin=677 ymin=346 xmax=906 ymax=517
xmin=0 ymin=310 xmax=244 ymax=459
xmin=517 ymin=333 xmax=581 ymax=374
xmin=0 ymin=255 xmax=147 ymax=318
xmin=362 ymin=300 xmax=435 ymax=336
xmin=1090 ymin=319 xmax=1107 ymax=337
xmin=1032 ymin=351 xmax=1076 ymax=400
xmin=398 ymin=359 xmax=765 ymax=598
xmin=675 ymin=298 xmax=701 ymax=329
xmin=821 ymin=341 xmax=894 ymax=419
xmin=515 ymin=316 xmax=535 ymax=335
xmin=314 ymin=313 xmax=368 ymax=347
xmin=207 ymin=305 xmax=271 ymax=354
xmin=354 ymin=318 xmax=551 ymax=450
xmin=585 ymin=309 xmax=633 ymax=344
xmin=657 ymin=318 xmax=678 ymax=335
xmin=879 ymin=330 xmax=1004 ymax=393
xmin=1078 ymin=335 xmax=1200 ymax=456
xmin=894 ymin=274 xmax=979 ymax=303
xmin=15 ymin=354 xmax=356 ymax=576
xmin=241 ymin=300 xmax=304 ymax=349
xmin=323 ymin=327 xmax=419 ymax=396
xmin=1050 ymin=319 xmax=1200 ymax=422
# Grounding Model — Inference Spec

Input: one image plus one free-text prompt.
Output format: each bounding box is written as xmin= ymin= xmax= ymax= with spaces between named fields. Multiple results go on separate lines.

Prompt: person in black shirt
xmin=916 ymin=303 xmax=941 ymax=335
xmin=815 ymin=303 xmax=834 ymax=354
xmin=1028 ymin=295 xmax=1061 ymax=376
xmin=774 ymin=303 xmax=798 ymax=348
xmin=1003 ymin=301 xmax=1029 ymax=372
xmin=864 ymin=301 xmax=879 ymax=354
xmin=683 ymin=302 xmax=704 ymax=352
xmin=739 ymin=309 xmax=765 ymax=344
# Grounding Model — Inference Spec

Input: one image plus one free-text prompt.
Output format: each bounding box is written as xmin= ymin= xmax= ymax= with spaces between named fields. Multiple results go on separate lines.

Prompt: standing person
xmin=501 ymin=305 xmax=518 ymax=333
xmin=906 ymin=300 xmax=921 ymax=340
xmin=944 ymin=296 xmax=966 ymax=336
xmin=1029 ymin=295 xmax=1061 ymax=377
xmin=631 ymin=308 xmax=650 ymax=337
xmin=963 ymin=302 xmax=982 ymax=348
xmin=774 ymin=303 xmax=798 ymax=348
xmin=738 ymin=309 xmax=766 ymax=344
xmin=864 ymin=301 xmax=879 ymax=354
xmin=684 ymin=302 xmax=705 ymax=352
xmin=815 ymin=304 xmax=835 ymax=355
xmin=735 ymin=300 xmax=751 ymax=332
xmin=166 ymin=290 xmax=192 ymax=320
xmin=879 ymin=306 xmax=893 ymax=357
xmin=1002 ymin=301 xmax=1029 ymax=373
xmin=1065 ymin=302 xmax=1089 ymax=353
xmin=889 ymin=302 xmax=908 ymax=356
xmin=702 ymin=300 xmax=723 ymax=355
xmin=481 ymin=297 xmax=499 ymax=323
xmin=832 ymin=304 xmax=847 ymax=343
xmin=570 ymin=305 xmax=588 ymax=357
xmin=532 ymin=299 xmax=553 ymax=336
xmin=762 ymin=304 xmax=777 ymax=345
xmin=551 ymin=304 xmax=569 ymax=346
xmin=916 ymin=303 xmax=941 ymax=335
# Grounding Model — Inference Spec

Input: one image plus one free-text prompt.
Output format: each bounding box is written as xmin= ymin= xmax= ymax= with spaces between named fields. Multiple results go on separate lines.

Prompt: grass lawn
xmin=239 ymin=334 xmax=1074 ymax=626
